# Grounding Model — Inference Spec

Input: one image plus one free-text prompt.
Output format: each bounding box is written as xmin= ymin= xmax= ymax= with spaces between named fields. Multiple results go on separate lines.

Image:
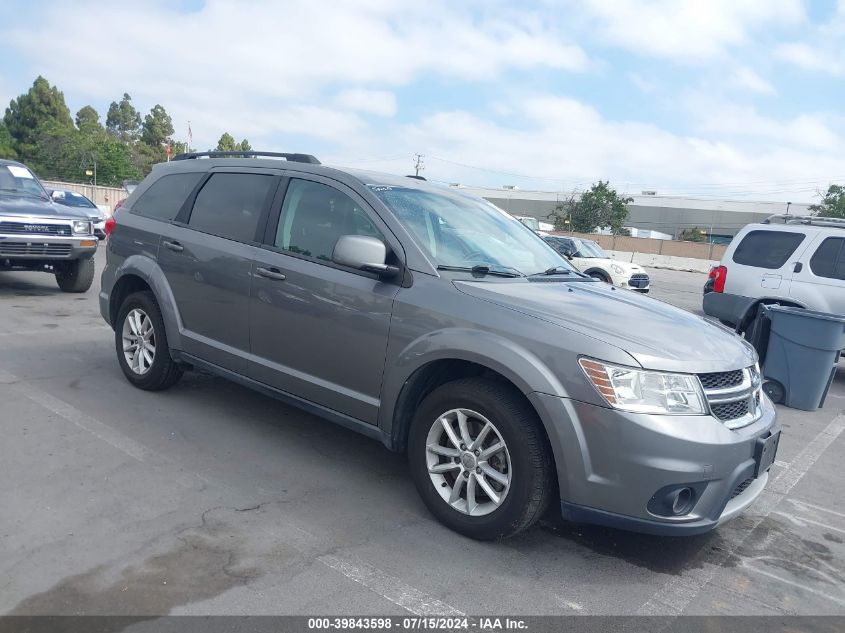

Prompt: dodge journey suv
xmin=100 ymin=151 xmax=779 ymax=540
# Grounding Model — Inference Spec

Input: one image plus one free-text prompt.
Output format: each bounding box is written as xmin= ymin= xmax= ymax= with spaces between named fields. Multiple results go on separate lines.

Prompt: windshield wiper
xmin=437 ymin=264 xmax=524 ymax=278
xmin=531 ymin=266 xmax=573 ymax=276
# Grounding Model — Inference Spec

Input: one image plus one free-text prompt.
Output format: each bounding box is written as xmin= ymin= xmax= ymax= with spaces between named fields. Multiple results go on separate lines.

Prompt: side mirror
xmin=333 ymin=235 xmax=400 ymax=279
xmin=564 ymin=251 xmax=574 ymax=260
xmin=51 ymin=190 xmax=63 ymax=200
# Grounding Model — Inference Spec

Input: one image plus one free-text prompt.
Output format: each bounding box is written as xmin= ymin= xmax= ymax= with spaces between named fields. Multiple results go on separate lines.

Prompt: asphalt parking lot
xmin=1 ymin=248 xmax=844 ymax=617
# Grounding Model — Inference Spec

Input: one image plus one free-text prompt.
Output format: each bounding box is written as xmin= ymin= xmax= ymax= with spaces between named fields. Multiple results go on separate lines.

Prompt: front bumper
xmin=0 ymin=234 xmax=98 ymax=260
xmin=529 ymin=390 xmax=778 ymax=535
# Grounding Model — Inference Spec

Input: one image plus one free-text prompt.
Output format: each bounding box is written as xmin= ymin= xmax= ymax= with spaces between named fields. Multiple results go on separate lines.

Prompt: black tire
xmin=55 ymin=257 xmax=95 ymax=293
xmin=115 ymin=290 xmax=183 ymax=391
xmin=588 ymin=271 xmax=610 ymax=283
xmin=408 ymin=377 xmax=554 ymax=540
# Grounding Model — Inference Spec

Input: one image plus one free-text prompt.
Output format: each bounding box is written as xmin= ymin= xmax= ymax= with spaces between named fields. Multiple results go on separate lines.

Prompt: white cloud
xmin=330 ymin=95 xmax=845 ymax=201
xmin=775 ymin=42 xmax=845 ymax=76
xmin=335 ymin=89 xmax=397 ymax=117
xmin=730 ymin=67 xmax=775 ymax=95
xmin=581 ymin=0 xmax=804 ymax=61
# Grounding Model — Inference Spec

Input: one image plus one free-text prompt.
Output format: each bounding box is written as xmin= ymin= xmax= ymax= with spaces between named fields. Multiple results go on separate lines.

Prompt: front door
xmin=247 ymin=176 xmax=401 ymax=424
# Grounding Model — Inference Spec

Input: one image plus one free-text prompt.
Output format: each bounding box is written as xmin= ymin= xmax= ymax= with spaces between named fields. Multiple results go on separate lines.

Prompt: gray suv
xmin=100 ymin=151 xmax=779 ymax=540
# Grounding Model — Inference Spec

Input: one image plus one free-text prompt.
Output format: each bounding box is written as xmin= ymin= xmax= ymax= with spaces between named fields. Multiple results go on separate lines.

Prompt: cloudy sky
xmin=1 ymin=0 xmax=843 ymax=201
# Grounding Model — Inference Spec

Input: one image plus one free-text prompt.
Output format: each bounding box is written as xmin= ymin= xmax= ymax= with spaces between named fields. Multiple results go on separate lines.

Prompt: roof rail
xmin=762 ymin=214 xmax=845 ymax=229
xmin=172 ymin=151 xmax=320 ymax=164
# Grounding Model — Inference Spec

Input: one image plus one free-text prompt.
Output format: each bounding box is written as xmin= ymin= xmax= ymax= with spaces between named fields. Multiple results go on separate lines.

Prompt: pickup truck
xmin=0 ymin=159 xmax=98 ymax=292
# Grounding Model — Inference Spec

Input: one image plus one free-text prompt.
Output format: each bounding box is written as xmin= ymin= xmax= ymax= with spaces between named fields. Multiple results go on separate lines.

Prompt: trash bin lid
xmin=765 ymin=304 xmax=845 ymax=323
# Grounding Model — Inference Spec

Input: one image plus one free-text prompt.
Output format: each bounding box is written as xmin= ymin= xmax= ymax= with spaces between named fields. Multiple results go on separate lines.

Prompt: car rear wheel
xmin=55 ymin=257 xmax=95 ymax=293
xmin=115 ymin=291 xmax=183 ymax=391
xmin=408 ymin=377 xmax=554 ymax=540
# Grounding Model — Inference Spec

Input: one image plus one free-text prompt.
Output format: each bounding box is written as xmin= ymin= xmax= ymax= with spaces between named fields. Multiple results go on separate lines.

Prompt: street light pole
xmin=786 ymin=201 xmax=791 ymax=216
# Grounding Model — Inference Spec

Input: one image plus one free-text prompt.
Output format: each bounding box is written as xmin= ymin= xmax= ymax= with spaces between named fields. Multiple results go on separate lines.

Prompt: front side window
xmin=275 ymin=179 xmax=383 ymax=262
xmin=188 ymin=173 xmax=275 ymax=242
xmin=368 ymin=185 xmax=571 ymax=276
xmin=732 ymin=230 xmax=805 ymax=270
xmin=133 ymin=172 xmax=204 ymax=221
xmin=810 ymin=237 xmax=845 ymax=280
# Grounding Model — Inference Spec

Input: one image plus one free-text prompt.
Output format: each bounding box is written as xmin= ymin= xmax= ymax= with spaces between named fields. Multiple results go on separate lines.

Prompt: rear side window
xmin=188 ymin=173 xmax=275 ymax=243
xmin=132 ymin=172 xmax=203 ymax=221
xmin=732 ymin=230 xmax=805 ymax=269
xmin=810 ymin=237 xmax=845 ymax=280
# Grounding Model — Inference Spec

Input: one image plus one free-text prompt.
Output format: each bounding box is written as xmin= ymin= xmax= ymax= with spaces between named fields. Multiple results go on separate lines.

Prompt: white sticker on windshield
xmin=7 ymin=165 xmax=33 ymax=178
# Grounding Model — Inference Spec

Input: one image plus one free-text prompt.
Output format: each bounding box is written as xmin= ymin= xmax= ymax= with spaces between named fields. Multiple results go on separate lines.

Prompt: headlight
xmin=579 ymin=358 xmax=707 ymax=415
xmin=611 ymin=264 xmax=624 ymax=275
xmin=72 ymin=220 xmax=92 ymax=235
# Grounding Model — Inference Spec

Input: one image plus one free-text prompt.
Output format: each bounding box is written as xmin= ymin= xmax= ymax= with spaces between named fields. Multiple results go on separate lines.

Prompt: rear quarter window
xmin=810 ymin=237 xmax=845 ymax=280
xmin=731 ymin=230 xmax=805 ymax=269
xmin=132 ymin=172 xmax=204 ymax=221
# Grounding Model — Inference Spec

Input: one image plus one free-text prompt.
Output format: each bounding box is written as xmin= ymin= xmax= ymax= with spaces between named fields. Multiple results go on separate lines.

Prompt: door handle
xmin=256 ymin=266 xmax=286 ymax=281
xmin=163 ymin=240 xmax=184 ymax=253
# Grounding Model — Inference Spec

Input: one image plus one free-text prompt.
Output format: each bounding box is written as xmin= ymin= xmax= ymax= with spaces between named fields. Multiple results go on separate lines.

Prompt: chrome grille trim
xmin=698 ymin=366 xmax=762 ymax=430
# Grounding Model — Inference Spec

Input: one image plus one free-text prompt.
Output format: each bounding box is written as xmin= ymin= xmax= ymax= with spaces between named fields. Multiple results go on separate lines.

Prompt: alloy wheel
xmin=121 ymin=308 xmax=156 ymax=375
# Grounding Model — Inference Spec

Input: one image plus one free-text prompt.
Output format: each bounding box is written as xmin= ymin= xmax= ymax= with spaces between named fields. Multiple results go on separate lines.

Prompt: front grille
xmin=731 ymin=477 xmax=754 ymax=499
xmin=711 ymin=399 xmax=750 ymax=421
xmin=0 ymin=221 xmax=71 ymax=236
xmin=628 ymin=273 xmax=650 ymax=288
xmin=0 ymin=242 xmax=72 ymax=256
xmin=699 ymin=370 xmax=743 ymax=390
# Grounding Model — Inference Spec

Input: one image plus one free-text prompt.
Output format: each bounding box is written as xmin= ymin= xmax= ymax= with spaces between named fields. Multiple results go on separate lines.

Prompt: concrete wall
xmin=42 ymin=180 xmax=127 ymax=212
xmin=553 ymin=231 xmax=728 ymax=261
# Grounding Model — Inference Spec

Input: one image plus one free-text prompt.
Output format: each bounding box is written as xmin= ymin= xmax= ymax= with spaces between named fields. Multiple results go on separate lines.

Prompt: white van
xmin=704 ymin=215 xmax=845 ymax=330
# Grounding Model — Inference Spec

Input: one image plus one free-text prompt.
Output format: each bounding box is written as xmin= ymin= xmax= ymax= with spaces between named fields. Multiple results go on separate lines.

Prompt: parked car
xmin=100 ymin=151 xmax=777 ymax=540
xmin=0 ymin=159 xmax=98 ymax=292
xmin=543 ymin=235 xmax=650 ymax=292
xmin=48 ymin=189 xmax=107 ymax=239
xmin=703 ymin=215 xmax=845 ymax=332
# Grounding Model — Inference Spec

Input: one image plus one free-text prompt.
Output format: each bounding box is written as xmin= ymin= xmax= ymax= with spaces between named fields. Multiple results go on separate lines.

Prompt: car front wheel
xmin=408 ymin=377 xmax=554 ymax=540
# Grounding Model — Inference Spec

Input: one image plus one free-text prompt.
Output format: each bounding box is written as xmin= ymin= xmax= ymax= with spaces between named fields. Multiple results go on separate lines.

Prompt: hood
xmin=454 ymin=278 xmax=756 ymax=374
xmin=0 ymin=193 xmax=93 ymax=220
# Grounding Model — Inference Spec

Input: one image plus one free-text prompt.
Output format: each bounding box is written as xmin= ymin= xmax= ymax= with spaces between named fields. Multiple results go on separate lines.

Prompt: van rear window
xmin=732 ymin=230 xmax=805 ymax=269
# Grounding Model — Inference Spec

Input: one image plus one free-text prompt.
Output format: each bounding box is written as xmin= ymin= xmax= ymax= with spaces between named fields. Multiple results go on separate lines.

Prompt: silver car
xmin=99 ymin=151 xmax=779 ymax=540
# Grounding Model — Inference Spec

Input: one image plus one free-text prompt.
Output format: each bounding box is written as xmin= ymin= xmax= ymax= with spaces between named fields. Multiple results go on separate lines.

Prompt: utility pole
xmin=786 ymin=201 xmax=792 ymax=216
xmin=413 ymin=153 xmax=425 ymax=177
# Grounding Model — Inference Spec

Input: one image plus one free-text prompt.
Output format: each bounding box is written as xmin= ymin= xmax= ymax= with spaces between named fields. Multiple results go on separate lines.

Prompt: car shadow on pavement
xmin=0 ymin=273 xmax=65 ymax=297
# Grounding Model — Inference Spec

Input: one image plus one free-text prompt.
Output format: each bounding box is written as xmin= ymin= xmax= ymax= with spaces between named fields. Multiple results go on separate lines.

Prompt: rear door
xmin=157 ymin=169 xmax=279 ymax=373
xmin=247 ymin=174 xmax=402 ymax=424
xmin=725 ymin=228 xmax=807 ymax=298
xmin=790 ymin=234 xmax=845 ymax=315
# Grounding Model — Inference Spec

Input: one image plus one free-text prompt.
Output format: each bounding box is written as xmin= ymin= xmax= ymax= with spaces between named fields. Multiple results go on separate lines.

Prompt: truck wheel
xmin=115 ymin=291 xmax=183 ymax=391
xmin=55 ymin=257 xmax=95 ymax=293
xmin=408 ymin=377 xmax=554 ymax=540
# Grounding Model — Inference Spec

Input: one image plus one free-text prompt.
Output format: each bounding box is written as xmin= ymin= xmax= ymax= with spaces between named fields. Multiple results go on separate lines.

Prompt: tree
xmin=3 ymin=76 xmax=73 ymax=161
xmin=809 ymin=184 xmax=845 ymax=219
xmin=0 ymin=121 xmax=16 ymax=159
xmin=106 ymin=93 xmax=142 ymax=142
xmin=215 ymin=132 xmax=251 ymax=152
xmin=141 ymin=104 xmax=174 ymax=147
xmin=75 ymin=106 xmax=103 ymax=134
xmin=679 ymin=227 xmax=708 ymax=242
xmin=547 ymin=181 xmax=632 ymax=234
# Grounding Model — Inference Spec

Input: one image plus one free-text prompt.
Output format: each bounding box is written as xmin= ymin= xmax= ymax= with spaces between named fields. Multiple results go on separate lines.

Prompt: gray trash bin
xmin=761 ymin=305 xmax=845 ymax=411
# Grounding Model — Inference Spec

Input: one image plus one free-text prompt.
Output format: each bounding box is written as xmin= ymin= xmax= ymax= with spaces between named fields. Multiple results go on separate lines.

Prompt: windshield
xmin=53 ymin=191 xmax=97 ymax=208
xmin=0 ymin=164 xmax=48 ymax=199
xmin=574 ymin=239 xmax=608 ymax=259
xmin=368 ymin=185 xmax=574 ymax=276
